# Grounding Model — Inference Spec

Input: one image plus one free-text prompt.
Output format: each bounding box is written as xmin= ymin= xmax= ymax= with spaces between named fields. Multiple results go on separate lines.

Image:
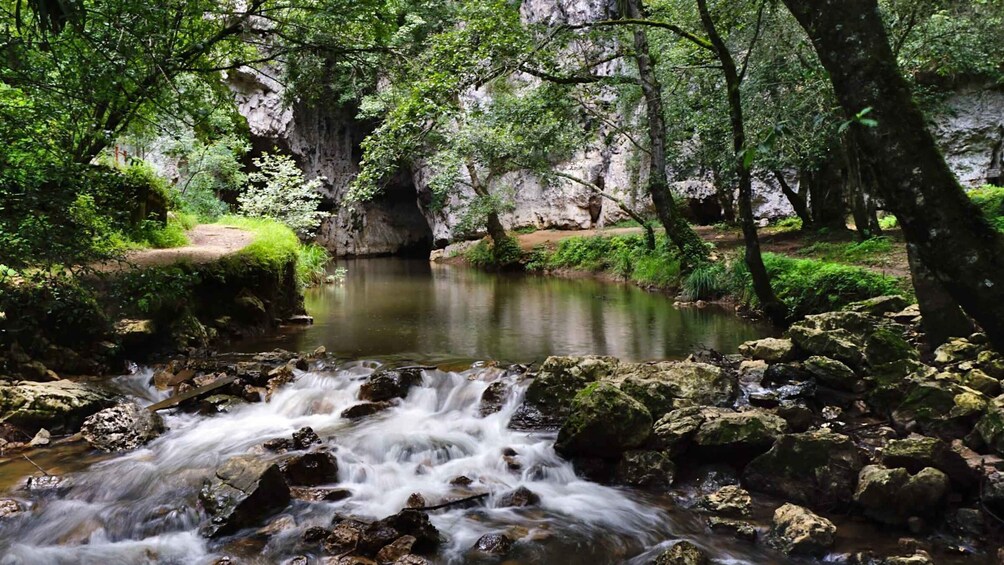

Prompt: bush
xmin=970 ymin=184 xmax=1004 ymax=231
xmin=878 ymin=215 xmax=898 ymax=230
xmin=542 ymin=233 xmax=682 ymax=289
xmin=682 ymin=262 xmax=727 ymax=300
xmin=466 ymin=236 xmax=524 ymax=269
xmin=297 ymin=243 xmax=331 ymax=287
xmin=238 ymin=153 xmax=326 ymax=238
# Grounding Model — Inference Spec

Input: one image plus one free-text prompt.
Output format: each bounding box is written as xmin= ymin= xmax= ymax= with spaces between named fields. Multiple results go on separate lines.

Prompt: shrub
xmin=682 ymin=262 xmax=727 ymax=300
xmin=542 ymin=233 xmax=682 ymax=289
xmin=762 ymin=253 xmax=904 ymax=318
xmin=466 ymin=235 xmax=524 ymax=269
xmin=878 ymin=215 xmax=898 ymax=230
xmin=969 ymin=184 xmax=1004 ymax=231
xmin=297 ymin=243 xmax=331 ymax=287
xmin=238 ymin=153 xmax=327 ymax=238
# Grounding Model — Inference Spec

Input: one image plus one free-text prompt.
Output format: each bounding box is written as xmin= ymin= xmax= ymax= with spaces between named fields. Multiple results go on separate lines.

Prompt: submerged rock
xmin=342 ymin=402 xmax=394 ymax=419
xmin=359 ymin=368 xmax=423 ymax=402
xmin=199 ymin=455 xmax=291 ymax=537
xmin=769 ymin=503 xmax=836 ymax=557
xmin=496 ymin=486 xmax=541 ymax=508
xmin=743 ymin=430 xmax=868 ymax=510
xmin=479 ymin=381 xmax=511 ymax=416
xmin=80 ymin=402 xmax=165 ymax=452
xmin=0 ymin=380 xmax=118 ymax=434
xmin=554 ymin=382 xmax=652 ymax=459
xmin=853 ymin=465 xmax=949 ymax=526
xmin=706 ymin=516 xmax=757 ymax=542
xmin=650 ymin=541 xmax=709 ymax=565
xmin=472 ymin=532 xmax=513 ymax=555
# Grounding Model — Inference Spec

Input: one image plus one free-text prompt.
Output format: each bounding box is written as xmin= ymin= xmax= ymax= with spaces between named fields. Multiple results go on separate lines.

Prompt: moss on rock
xmin=555 ymin=382 xmax=653 ymax=459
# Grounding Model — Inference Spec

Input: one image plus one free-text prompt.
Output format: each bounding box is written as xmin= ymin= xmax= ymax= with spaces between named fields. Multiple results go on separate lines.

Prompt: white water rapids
xmin=0 ymin=361 xmax=793 ymax=564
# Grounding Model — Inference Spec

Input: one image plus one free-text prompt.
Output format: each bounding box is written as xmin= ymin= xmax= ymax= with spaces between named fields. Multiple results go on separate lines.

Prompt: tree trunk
xmin=772 ymin=169 xmax=812 ymax=229
xmin=713 ymin=168 xmax=737 ymax=224
xmin=697 ymin=0 xmax=787 ymax=326
xmin=554 ymin=171 xmax=656 ymax=250
xmin=906 ymin=243 xmax=973 ymax=347
xmin=466 ymin=162 xmax=508 ymax=245
xmin=625 ymin=0 xmax=709 ymax=267
xmin=802 ymin=150 xmax=849 ymax=230
xmin=843 ymin=135 xmax=882 ymax=240
xmin=782 ymin=0 xmax=1004 ymax=350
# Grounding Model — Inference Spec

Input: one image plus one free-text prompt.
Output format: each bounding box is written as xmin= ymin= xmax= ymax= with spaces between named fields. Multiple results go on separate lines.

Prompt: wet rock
xmin=853 ymin=465 xmax=949 ymax=525
xmin=949 ymin=507 xmax=984 ymax=536
xmin=691 ymin=408 xmax=788 ymax=457
xmin=616 ymin=361 xmax=736 ymax=418
xmin=0 ymin=498 xmax=23 ymax=518
xmin=881 ymin=435 xmax=977 ymax=488
xmin=449 ymin=475 xmax=473 ymax=487
xmin=28 ymin=428 xmax=50 ymax=447
xmin=497 ymin=486 xmax=541 ymax=507
xmin=290 ymin=487 xmax=352 ymax=502
xmin=323 ymin=519 xmax=366 ymax=553
xmin=762 ymin=363 xmax=810 ymax=386
xmin=776 ymin=404 xmax=814 ymax=432
xmin=650 ymin=541 xmax=709 ymax=565
xmin=615 ymin=450 xmax=676 ymax=488
xmin=406 ymin=493 xmax=426 ymax=508
xmin=890 ymin=374 xmax=987 ymax=438
xmin=769 ymin=503 xmax=836 ymax=557
xmin=360 ymin=369 xmax=423 ymax=402
xmin=934 ymin=338 xmax=982 ymax=366
xmin=362 ymin=510 xmax=441 ymax=555
xmin=376 ymin=535 xmax=416 ymax=563
xmin=977 ymin=350 xmax=1004 ymax=379
xmin=697 ymin=485 xmax=752 ymax=517
xmin=554 ymin=382 xmax=652 ymax=458
xmin=804 ymin=356 xmax=862 ymax=392
xmin=975 ymin=400 xmax=1004 ymax=456
xmin=472 ymin=532 xmax=513 ymax=555
xmin=198 ymin=455 xmax=291 ymax=537
xmin=788 ymin=313 xmax=870 ymax=368
xmin=738 ymin=338 xmax=795 ymax=363
xmin=80 ymin=402 xmax=165 ymax=452
xmin=509 ymin=356 xmax=619 ymax=430
xmin=263 ymin=437 xmax=294 ymax=452
xmin=706 ymin=517 xmax=757 ymax=542
xmin=0 ymin=379 xmax=118 ymax=434
xmin=280 ymin=451 xmax=339 ymax=486
xmin=24 ymin=474 xmax=67 ymax=494
xmin=743 ymin=430 xmax=868 ymax=510
xmin=342 ymin=401 xmax=394 ymax=419
xmin=651 ymin=407 xmax=704 ymax=455
xmin=479 ymin=381 xmax=511 ymax=416
xmin=390 ymin=557 xmax=428 ymax=565
xmin=982 ymin=471 xmax=1004 ymax=516
xmin=292 ymin=426 xmax=322 ymax=449
xmin=199 ymin=395 xmax=247 ymax=414
xmin=846 ymin=295 xmax=909 ymax=317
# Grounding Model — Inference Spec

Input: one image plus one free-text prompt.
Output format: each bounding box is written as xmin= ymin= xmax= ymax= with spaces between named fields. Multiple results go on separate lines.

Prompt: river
xmin=0 ymin=260 xmax=928 ymax=564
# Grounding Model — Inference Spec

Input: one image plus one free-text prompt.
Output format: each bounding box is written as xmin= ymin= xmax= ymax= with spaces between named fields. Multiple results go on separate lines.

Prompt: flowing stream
xmin=0 ymin=259 xmax=808 ymax=564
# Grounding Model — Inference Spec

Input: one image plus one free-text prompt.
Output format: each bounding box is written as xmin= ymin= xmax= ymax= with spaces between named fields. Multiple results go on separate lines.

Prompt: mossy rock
xmin=976 ymin=403 xmax=1004 ymax=456
xmin=651 ymin=541 xmax=709 ymax=565
xmin=738 ymin=338 xmax=796 ymax=363
xmin=804 ymin=356 xmax=861 ymax=392
xmin=769 ymin=503 xmax=836 ymax=557
xmin=743 ymin=430 xmax=868 ymax=511
xmin=512 ymin=356 xmax=619 ymax=430
xmin=882 ymin=436 xmax=976 ymax=488
xmin=788 ymin=326 xmax=864 ymax=369
xmin=692 ymin=408 xmax=788 ymax=455
xmin=853 ymin=465 xmax=949 ymax=525
xmin=614 ymin=361 xmax=736 ymax=416
xmin=555 ymin=382 xmax=652 ymax=459
xmin=934 ymin=339 xmax=983 ymax=366
xmin=845 ymin=295 xmax=909 ymax=317
xmin=0 ymin=380 xmax=119 ymax=434
xmin=865 ymin=327 xmax=918 ymax=366
xmin=652 ymin=406 xmax=705 ymax=455
xmin=614 ymin=449 xmax=676 ymax=488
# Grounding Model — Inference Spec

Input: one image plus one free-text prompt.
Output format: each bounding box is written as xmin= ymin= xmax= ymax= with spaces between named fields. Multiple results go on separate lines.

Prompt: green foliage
xmin=969 ymin=185 xmax=1004 ymax=232
xmin=0 ymin=272 xmax=110 ymax=348
xmin=773 ymin=217 xmax=803 ymax=233
xmin=682 ymin=262 xmax=728 ymax=300
xmin=296 ymin=243 xmax=331 ymax=287
xmin=465 ymin=236 xmax=524 ymax=269
xmin=108 ymin=265 xmax=202 ymax=317
xmin=216 ymin=216 xmax=301 ymax=270
xmin=879 ymin=215 xmax=899 ymax=230
xmin=727 ymin=252 xmax=905 ymax=319
xmin=238 ymin=153 xmax=327 ymax=238
xmin=165 ymin=134 xmax=249 ymax=221
xmin=801 ymin=236 xmax=894 ymax=266
xmin=540 ymin=234 xmax=682 ymax=289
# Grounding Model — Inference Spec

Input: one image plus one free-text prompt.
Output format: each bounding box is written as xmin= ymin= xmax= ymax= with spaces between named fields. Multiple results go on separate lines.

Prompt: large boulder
xmin=738 ymin=338 xmax=796 ymax=363
xmin=788 ymin=311 xmax=915 ymax=370
xmin=890 ymin=373 xmax=988 ymax=438
xmin=509 ymin=356 xmax=619 ymax=430
xmin=80 ymin=402 xmax=165 ymax=452
xmin=199 ymin=455 xmax=291 ymax=537
xmin=650 ymin=541 xmax=709 ymax=565
xmin=555 ymin=382 xmax=652 ymax=459
xmin=881 ymin=435 xmax=977 ymax=488
xmin=845 ymin=295 xmax=909 ymax=317
xmin=743 ymin=430 xmax=868 ymax=510
xmin=0 ymin=380 xmax=118 ymax=434
xmin=853 ymin=465 xmax=949 ymax=525
xmin=769 ymin=503 xmax=836 ymax=557
xmin=359 ymin=368 xmax=423 ymax=402
xmin=804 ymin=356 xmax=862 ymax=392
xmin=691 ymin=408 xmax=788 ymax=456
xmin=616 ymin=362 xmax=736 ymax=418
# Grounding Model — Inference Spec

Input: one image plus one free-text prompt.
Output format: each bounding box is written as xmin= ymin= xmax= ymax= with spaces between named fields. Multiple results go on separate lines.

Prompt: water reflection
xmin=243 ymin=258 xmax=773 ymax=363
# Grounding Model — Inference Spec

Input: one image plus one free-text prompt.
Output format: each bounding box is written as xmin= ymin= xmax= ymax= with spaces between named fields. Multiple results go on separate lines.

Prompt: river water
xmin=0 ymin=259 xmax=911 ymax=564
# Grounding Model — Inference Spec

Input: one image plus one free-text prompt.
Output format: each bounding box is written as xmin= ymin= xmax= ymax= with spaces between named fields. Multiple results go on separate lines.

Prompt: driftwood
xmin=146 ymin=375 xmax=237 ymax=412
xmin=411 ymin=492 xmax=489 ymax=511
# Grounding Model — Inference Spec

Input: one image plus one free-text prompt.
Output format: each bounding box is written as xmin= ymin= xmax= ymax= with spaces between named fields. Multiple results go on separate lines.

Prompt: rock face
xmin=770 ymin=503 xmax=836 ymax=557
xmin=0 ymin=380 xmax=118 ymax=434
xmin=743 ymin=430 xmax=868 ymax=510
xmin=80 ymin=402 xmax=165 ymax=452
xmin=199 ymin=455 xmax=291 ymax=537
xmin=554 ymin=382 xmax=652 ymax=458
xmin=931 ymin=87 xmax=1004 ymax=188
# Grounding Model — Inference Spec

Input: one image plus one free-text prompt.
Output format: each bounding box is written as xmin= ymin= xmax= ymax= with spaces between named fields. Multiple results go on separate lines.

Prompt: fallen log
xmin=147 ymin=375 xmax=237 ymax=412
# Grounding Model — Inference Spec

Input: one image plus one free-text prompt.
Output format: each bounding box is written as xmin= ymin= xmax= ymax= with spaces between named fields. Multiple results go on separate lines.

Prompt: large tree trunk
xmin=906 ymin=243 xmax=974 ymax=347
xmin=697 ymin=0 xmax=787 ymax=326
xmin=801 ymin=149 xmax=849 ymax=231
xmin=625 ymin=0 xmax=709 ymax=267
xmin=771 ymin=170 xmax=812 ymax=229
xmin=782 ymin=0 xmax=1004 ymax=350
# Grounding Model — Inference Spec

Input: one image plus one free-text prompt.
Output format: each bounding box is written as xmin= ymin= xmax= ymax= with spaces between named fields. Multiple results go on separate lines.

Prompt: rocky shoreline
xmin=2 ymin=296 xmax=1004 ymax=563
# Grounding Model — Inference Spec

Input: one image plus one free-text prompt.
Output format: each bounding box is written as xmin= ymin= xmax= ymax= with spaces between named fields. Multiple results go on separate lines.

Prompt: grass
xmin=216 ymin=215 xmax=301 ymax=269
xmin=800 ymin=236 xmax=894 ymax=266
xmin=534 ymin=233 xmax=682 ymax=289
xmin=296 ymin=243 xmax=331 ymax=287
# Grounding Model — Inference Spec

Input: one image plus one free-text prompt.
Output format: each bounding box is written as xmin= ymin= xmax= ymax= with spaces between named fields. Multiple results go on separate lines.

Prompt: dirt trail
xmin=97 ymin=225 xmax=253 ymax=272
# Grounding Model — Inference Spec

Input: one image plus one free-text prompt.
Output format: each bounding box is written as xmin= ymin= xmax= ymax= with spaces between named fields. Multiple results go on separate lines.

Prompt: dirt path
xmin=96 ymin=225 xmax=254 ymax=272
xmin=516 ymin=224 xmax=912 ymax=278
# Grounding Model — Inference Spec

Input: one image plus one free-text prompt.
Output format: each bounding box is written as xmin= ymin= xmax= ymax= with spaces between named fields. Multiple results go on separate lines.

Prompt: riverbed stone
xmin=743 ymin=430 xmax=868 ymax=510
xmin=615 ymin=361 xmax=736 ymax=417
xmin=846 ymin=295 xmax=909 ymax=317
xmin=496 ymin=486 xmax=540 ymax=507
xmin=0 ymin=380 xmax=118 ymax=434
xmin=706 ymin=517 xmax=757 ymax=542
xmin=804 ymin=356 xmax=862 ymax=392
xmin=472 ymin=533 xmax=513 ymax=555
xmin=615 ymin=449 xmax=676 ymax=488
xmin=691 ymin=408 xmax=788 ymax=456
xmin=769 ymin=503 xmax=836 ymax=557
xmin=376 ymin=535 xmax=416 ymax=563
xmin=555 ymin=382 xmax=652 ymax=459
xmin=934 ymin=338 xmax=982 ymax=366
xmin=651 ymin=407 xmax=705 ymax=454
xmin=738 ymin=338 xmax=796 ymax=363
xmin=479 ymin=381 xmax=511 ymax=416
xmin=359 ymin=369 xmax=423 ymax=402
xmin=650 ymin=541 xmax=709 ymax=565
xmin=0 ymin=498 xmax=23 ymax=519
xmin=342 ymin=401 xmax=394 ymax=419
xmin=80 ymin=402 xmax=165 ymax=452
xmin=363 ymin=510 xmax=441 ymax=555
xmin=280 ymin=451 xmax=339 ymax=486
xmin=881 ymin=435 xmax=976 ymax=488
xmin=853 ymin=465 xmax=949 ymax=525
xmin=199 ymin=455 xmax=291 ymax=537
xmin=509 ymin=356 xmax=619 ymax=430
xmin=697 ymin=485 xmax=752 ymax=517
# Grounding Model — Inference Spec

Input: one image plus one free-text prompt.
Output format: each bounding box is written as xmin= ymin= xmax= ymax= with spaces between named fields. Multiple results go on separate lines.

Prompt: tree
xmin=781 ymin=0 xmax=1004 ymax=351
